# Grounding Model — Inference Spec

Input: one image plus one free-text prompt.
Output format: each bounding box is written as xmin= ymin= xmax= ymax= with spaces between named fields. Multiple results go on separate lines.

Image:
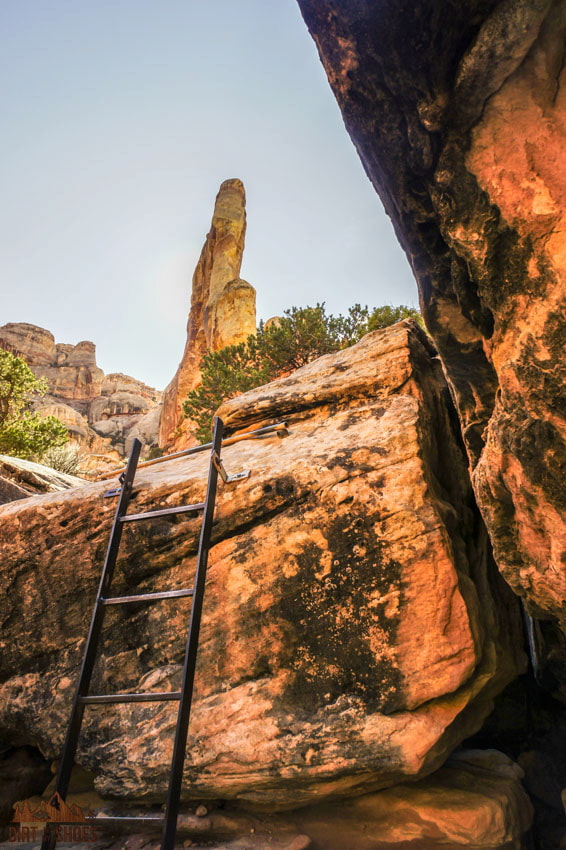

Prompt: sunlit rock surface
xmin=0 ymin=322 xmax=524 ymax=807
xmin=0 ymin=454 xmax=85 ymax=505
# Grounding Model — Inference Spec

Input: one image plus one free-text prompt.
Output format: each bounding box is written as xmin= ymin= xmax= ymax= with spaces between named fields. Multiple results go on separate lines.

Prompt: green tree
xmin=367 ymin=304 xmax=423 ymax=332
xmin=257 ymin=303 xmax=340 ymax=373
xmin=182 ymin=339 xmax=271 ymax=443
xmin=0 ymin=349 xmax=68 ymax=460
xmin=183 ymin=302 xmax=423 ymax=442
xmin=332 ymin=303 xmax=371 ymax=347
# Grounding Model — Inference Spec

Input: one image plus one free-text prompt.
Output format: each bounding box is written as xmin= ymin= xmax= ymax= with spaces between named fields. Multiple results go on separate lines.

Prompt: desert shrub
xmin=40 ymin=444 xmax=85 ymax=476
xmin=146 ymin=445 xmax=165 ymax=460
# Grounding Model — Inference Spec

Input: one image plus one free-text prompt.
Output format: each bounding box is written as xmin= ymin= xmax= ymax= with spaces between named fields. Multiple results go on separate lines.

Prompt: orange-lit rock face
xmin=159 ymin=179 xmax=256 ymax=450
xmin=297 ymin=2 xmax=566 ymax=659
xmin=291 ymin=750 xmax=533 ymax=850
xmin=0 ymin=323 xmax=523 ymax=806
xmin=13 ymin=749 xmax=533 ymax=850
xmin=464 ymin=7 xmax=566 ymax=632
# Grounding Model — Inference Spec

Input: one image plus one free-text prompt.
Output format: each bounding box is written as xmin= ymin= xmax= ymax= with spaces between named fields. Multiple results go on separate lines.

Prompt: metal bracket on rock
xmin=212 ymin=452 xmax=250 ymax=485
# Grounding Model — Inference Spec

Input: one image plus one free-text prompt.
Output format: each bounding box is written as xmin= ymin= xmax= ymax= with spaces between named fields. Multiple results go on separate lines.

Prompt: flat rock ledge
xmin=0 ymin=454 xmax=85 ymax=505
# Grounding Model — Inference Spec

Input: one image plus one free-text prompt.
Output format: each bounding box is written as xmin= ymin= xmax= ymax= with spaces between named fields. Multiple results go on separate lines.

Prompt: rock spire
xmin=159 ymin=178 xmax=256 ymax=449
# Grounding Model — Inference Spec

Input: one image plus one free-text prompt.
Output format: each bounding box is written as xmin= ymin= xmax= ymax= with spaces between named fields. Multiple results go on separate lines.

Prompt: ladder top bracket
xmin=212 ymin=452 xmax=251 ymax=485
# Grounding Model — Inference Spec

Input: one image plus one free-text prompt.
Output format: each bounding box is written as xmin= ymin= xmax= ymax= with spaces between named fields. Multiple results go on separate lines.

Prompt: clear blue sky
xmin=1 ymin=0 xmax=417 ymax=390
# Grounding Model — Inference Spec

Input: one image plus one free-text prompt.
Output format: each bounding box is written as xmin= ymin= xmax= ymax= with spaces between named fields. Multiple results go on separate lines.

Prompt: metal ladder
xmin=40 ymin=416 xmax=273 ymax=850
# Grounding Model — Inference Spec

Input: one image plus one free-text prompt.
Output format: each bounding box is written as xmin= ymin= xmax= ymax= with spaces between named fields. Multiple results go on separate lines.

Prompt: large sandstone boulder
xmin=290 ymin=750 xmax=533 ymax=850
xmin=296 ymin=1 xmax=566 ymax=656
xmin=0 ymin=322 xmax=524 ymax=809
xmin=159 ymin=179 xmax=257 ymax=450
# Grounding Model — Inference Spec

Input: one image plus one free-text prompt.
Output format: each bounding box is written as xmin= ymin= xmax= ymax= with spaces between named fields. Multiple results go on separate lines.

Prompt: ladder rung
xmin=101 ymin=588 xmax=194 ymax=605
xmin=79 ymin=691 xmax=182 ymax=704
xmin=84 ymin=817 xmax=163 ymax=828
xmin=120 ymin=503 xmax=205 ymax=522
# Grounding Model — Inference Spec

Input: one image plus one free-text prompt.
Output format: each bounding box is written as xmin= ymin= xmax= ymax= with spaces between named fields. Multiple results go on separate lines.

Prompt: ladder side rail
xmin=42 ymin=437 xmax=142 ymax=847
xmin=98 ymin=420 xmax=287 ymax=480
xmin=161 ymin=417 xmax=224 ymax=850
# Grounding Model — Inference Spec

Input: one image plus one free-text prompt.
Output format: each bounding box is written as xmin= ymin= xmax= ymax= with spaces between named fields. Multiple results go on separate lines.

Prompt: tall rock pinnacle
xmin=159 ymin=178 xmax=256 ymax=449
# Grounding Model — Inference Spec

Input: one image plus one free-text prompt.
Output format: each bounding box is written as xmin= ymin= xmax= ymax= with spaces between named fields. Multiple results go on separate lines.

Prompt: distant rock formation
xmin=0 ymin=324 xmax=104 ymax=399
xmin=159 ymin=178 xmax=256 ymax=450
xmin=0 ymin=181 xmax=257 ymax=465
xmin=0 ymin=322 xmax=162 ymax=469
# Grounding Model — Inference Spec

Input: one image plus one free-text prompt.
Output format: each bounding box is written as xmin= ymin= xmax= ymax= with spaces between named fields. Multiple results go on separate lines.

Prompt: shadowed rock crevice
xmin=0 ymin=746 xmax=52 ymax=827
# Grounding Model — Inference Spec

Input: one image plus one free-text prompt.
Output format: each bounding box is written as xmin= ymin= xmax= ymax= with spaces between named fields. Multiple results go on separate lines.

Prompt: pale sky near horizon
xmin=1 ymin=0 xmax=418 ymax=390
